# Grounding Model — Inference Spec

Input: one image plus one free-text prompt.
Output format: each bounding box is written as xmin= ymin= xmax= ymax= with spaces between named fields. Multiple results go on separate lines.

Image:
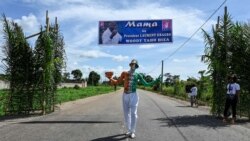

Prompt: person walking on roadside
xmin=105 ymin=59 xmax=161 ymax=139
xmin=223 ymin=74 xmax=240 ymax=124
xmin=190 ymin=83 xmax=198 ymax=107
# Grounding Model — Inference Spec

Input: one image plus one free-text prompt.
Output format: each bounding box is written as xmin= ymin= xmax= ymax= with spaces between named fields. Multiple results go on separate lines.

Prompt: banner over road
xmin=99 ymin=19 xmax=172 ymax=45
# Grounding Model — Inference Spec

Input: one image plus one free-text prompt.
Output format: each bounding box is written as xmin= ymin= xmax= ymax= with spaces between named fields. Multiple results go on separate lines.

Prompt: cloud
xmin=173 ymin=59 xmax=187 ymax=63
xmin=112 ymin=55 xmax=129 ymax=62
xmin=2 ymin=0 xmax=215 ymax=79
xmin=67 ymin=26 xmax=97 ymax=48
xmin=0 ymin=14 xmax=39 ymax=44
xmin=79 ymin=50 xmax=129 ymax=62
xmin=21 ymin=0 xmax=36 ymax=3
xmin=13 ymin=13 xmax=40 ymax=36
xmin=75 ymin=65 xmax=125 ymax=80
xmin=46 ymin=1 xmax=213 ymax=66
xmin=139 ymin=44 xmax=156 ymax=49
xmin=47 ymin=2 xmax=213 ymax=39
xmin=43 ymin=1 xmax=214 ymax=54
xmin=167 ymin=57 xmax=206 ymax=79
xmin=25 ymin=0 xmax=93 ymax=5
xmin=79 ymin=50 xmax=108 ymax=58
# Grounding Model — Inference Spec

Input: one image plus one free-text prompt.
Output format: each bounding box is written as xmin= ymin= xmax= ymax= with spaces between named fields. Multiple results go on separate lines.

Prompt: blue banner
xmin=99 ymin=19 xmax=172 ymax=45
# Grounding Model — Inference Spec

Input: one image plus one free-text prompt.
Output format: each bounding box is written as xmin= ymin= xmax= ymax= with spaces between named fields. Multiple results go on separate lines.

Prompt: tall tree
xmin=164 ymin=73 xmax=173 ymax=86
xmin=1 ymin=14 xmax=34 ymax=114
xmin=34 ymin=27 xmax=55 ymax=114
xmin=198 ymin=70 xmax=206 ymax=99
xmin=173 ymin=75 xmax=180 ymax=95
xmin=50 ymin=23 xmax=66 ymax=85
xmin=202 ymin=7 xmax=250 ymax=118
xmin=1 ymin=14 xmax=66 ymax=116
xmin=145 ymin=75 xmax=153 ymax=83
xmin=71 ymin=69 xmax=82 ymax=81
xmin=88 ymin=71 xmax=100 ymax=86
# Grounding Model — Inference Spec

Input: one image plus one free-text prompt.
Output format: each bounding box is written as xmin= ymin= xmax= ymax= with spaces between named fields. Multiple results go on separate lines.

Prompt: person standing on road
xmin=105 ymin=59 xmax=161 ymax=139
xmin=223 ymin=74 xmax=240 ymax=124
xmin=190 ymin=84 xmax=198 ymax=107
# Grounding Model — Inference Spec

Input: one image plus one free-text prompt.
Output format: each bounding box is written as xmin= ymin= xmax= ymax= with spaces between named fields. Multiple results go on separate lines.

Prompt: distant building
xmin=57 ymin=81 xmax=87 ymax=88
xmin=0 ymin=80 xmax=87 ymax=89
xmin=0 ymin=80 xmax=9 ymax=89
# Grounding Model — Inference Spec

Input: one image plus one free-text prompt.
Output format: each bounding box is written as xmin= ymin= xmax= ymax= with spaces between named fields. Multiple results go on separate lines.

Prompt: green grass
xmin=56 ymin=85 xmax=116 ymax=104
xmin=138 ymin=85 xmax=210 ymax=106
xmin=0 ymin=86 xmax=116 ymax=116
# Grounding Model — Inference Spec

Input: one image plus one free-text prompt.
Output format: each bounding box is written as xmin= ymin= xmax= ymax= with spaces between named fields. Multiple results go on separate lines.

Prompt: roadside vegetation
xmin=0 ymin=90 xmax=7 ymax=116
xmin=140 ymin=7 xmax=250 ymax=119
xmin=56 ymin=85 xmax=116 ymax=104
xmin=0 ymin=7 xmax=249 ymax=120
xmin=0 ymin=85 xmax=116 ymax=116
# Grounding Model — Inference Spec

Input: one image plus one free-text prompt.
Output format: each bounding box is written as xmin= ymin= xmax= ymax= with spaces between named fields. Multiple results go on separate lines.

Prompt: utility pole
xmin=161 ymin=60 xmax=164 ymax=93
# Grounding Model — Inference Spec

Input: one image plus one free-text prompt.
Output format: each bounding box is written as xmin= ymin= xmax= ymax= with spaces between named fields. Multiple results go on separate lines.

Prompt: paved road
xmin=0 ymin=89 xmax=250 ymax=141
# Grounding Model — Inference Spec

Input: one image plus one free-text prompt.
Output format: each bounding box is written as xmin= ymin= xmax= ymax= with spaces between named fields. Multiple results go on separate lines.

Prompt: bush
xmin=0 ymin=90 xmax=7 ymax=116
xmin=73 ymin=85 xmax=80 ymax=89
xmin=163 ymin=86 xmax=174 ymax=95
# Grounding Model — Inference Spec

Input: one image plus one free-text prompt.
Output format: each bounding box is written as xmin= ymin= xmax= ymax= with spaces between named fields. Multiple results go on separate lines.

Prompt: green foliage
xmin=56 ymin=86 xmax=114 ymax=104
xmin=73 ymin=85 xmax=80 ymax=89
xmin=50 ymin=26 xmax=66 ymax=85
xmin=145 ymin=75 xmax=153 ymax=83
xmin=1 ymin=14 xmax=66 ymax=115
xmin=32 ymin=23 xmax=65 ymax=114
xmin=137 ymin=73 xmax=145 ymax=86
xmin=0 ymin=90 xmax=7 ymax=116
xmin=33 ymin=30 xmax=55 ymax=114
xmin=62 ymin=72 xmax=70 ymax=82
xmin=1 ymin=14 xmax=34 ymax=115
xmin=0 ymin=74 xmax=7 ymax=80
xmin=163 ymin=86 xmax=174 ymax=95
xmin=71 ymin=69 xmax=82 ymax=81
xmin=202 ymin=8 xmax=250 ymax=118
xmin=88 ymin=71 xmax=100 ymax=86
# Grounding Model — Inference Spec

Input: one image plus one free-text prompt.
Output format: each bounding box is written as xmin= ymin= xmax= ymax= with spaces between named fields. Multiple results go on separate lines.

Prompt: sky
xmin=0 ymin=0 xmax=249 ymax=81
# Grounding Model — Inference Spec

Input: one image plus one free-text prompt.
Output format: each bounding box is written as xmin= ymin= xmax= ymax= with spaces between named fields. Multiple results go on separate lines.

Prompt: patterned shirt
xmin=112 ymin=71 xmax=157 ymax=94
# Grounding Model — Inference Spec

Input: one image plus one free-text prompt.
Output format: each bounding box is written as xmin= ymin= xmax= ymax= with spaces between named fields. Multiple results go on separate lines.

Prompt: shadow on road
xmin=91 ymin=134 xmax=127 ymax=141
xmin=0 ymin=114 xmax=41 ymax=121
xmin=18 ymin=120 xmax=121 ymax=124
xmin=175 ymin=105 xmax=193 ymax=108
xmin=154 ymin=115 xmax=249 ymax=128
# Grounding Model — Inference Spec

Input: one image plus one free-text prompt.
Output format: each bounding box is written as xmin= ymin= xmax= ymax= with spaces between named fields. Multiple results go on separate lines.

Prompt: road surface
xmin=0 ymin=89 xmax=249 ymax=141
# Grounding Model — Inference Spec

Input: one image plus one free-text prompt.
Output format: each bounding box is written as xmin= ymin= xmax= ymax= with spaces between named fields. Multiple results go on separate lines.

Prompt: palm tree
xmin=202 ymin=7 xmax=250 ymax=119
xmin=202 ymin=7 xmax=233 ymax=116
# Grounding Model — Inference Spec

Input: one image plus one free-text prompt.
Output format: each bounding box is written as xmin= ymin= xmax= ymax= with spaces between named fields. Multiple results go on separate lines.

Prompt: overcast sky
xmin=0 ymin=0 xmax=249 ymax=80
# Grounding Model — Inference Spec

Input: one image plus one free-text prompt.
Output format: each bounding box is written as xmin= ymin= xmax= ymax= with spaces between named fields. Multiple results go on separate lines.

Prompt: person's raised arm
xmin=105 ymin=71 xmax=125 ymax=85
xmin=138 ymin=73 xmax=161 ymax=87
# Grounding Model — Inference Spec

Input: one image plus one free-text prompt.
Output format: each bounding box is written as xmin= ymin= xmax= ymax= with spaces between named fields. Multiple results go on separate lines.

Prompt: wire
xmin=146 ymin=61 xmax=161 ymax=74
xmin=163 ymin=0 xmax=227 ymax=61
xmin=146 ymin=0 xmax=228 ymax=75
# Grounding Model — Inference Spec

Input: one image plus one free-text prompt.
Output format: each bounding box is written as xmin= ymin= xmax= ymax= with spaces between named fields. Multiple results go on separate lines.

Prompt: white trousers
xmin=122 ymin=92 xmax=139 ymax=133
